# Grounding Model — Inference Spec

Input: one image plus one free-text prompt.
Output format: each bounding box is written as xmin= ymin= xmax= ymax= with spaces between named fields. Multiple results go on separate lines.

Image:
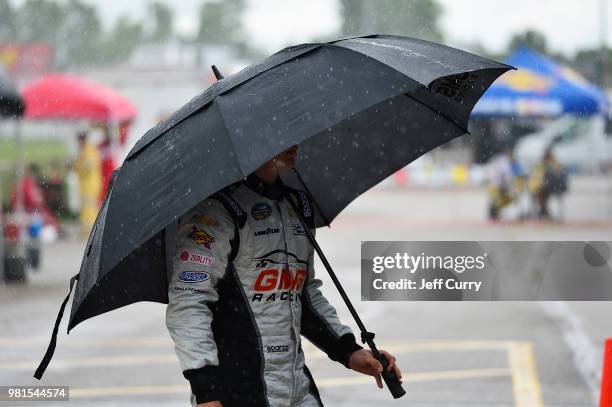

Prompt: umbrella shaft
xmin=281 ymin=189 xmax=369 ymax=336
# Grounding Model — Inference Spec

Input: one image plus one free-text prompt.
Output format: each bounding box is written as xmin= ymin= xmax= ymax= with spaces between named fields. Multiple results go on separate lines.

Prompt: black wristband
xmin=183 ymin=365 xmax=223 ymax=404
xmin=338 ymin=333 xmax=364 ymax=368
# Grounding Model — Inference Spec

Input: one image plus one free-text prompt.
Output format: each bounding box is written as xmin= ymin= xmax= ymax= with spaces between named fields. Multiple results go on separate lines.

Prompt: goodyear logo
xmin=254 ymin=227 xmax=280 ymax=237
xmin=178 ymin=271 xmax=211 ymax=283
xmin=251 ymin=202 xmax=272 ymax=221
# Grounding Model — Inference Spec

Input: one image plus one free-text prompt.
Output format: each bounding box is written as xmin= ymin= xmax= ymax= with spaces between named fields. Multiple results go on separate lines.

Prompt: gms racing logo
xmin=251 ymin=250 xmax=308 ymax=302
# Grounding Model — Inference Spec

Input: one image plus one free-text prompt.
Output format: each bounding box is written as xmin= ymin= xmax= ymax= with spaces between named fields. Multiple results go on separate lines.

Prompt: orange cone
xmin=600 ymin=339 xmax=612 ymax=407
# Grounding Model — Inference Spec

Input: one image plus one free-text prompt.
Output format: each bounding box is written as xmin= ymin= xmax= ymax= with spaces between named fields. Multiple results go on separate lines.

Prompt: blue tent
xmin=472 ymin=47 xmax=608 ymax=117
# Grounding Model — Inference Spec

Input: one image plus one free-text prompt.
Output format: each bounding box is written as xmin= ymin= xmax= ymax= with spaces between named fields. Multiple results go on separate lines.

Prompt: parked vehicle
xmin=514 ymin=115 xmax=612 ymax=173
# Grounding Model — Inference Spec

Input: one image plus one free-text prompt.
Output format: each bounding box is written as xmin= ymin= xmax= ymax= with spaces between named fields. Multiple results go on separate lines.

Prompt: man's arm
xmin=300 ymin=228 xmax=363 ymax=367
xmin=165 ymin=198 xmax=234 ymax=404
xmin=300 ymin=229 xmax=402 ymax=389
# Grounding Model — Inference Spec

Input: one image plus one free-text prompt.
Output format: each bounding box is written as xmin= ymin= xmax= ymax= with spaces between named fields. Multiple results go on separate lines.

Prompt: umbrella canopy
xmin=22 ymin=73 xmax=137 ymax=123
xmin=64 ymin=35 xmax=510 ymax=332
xmin=472 ymin=47 xmax=608 ymax=117
xmin=0 ymin=65 xmax=25 ymax=118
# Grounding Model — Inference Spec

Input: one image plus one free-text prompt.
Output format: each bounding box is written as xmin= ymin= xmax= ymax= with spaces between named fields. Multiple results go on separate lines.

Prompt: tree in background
xmin=149 ymin=1 xmax=173 ymax=43
xmin=339 ymin=0 xmax=443 ymax=42
xmin=569 ymin=47 xmax=612 ymax=87
xmin=15 ymin=0 xmax=63 ymax=44
xmin=0 ymin=0 xmax=18 ymax=40
xmin=507 ymin=29 xmax=549 ymax=55
xmin=195 ymin=0 xmax=261 ymax=60
xmin=196 ymin=0 xmax=245 ymax=45
xmin=13 ymin=0 xmax=103 ymax=67
xmin=55 ymin=0 xmax=103 ymax=66
xmin=101 ymin=16 xmax=145 ymax=63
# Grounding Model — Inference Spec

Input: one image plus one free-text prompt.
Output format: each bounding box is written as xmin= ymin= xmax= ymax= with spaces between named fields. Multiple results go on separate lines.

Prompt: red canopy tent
xmin=22 ymin=74 xmax=137 ymax=201
xmin=22 ymin=73 xmax=137 ymax=125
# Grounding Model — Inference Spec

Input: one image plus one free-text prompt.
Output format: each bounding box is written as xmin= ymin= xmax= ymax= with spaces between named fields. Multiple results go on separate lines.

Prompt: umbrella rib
xmin=324 ymin=42 xmax=473 ymax=134
xmin=213 ymin=99 xmax=248 ymax=177
xmin=402 ymin=93 xmax=470 ymax=135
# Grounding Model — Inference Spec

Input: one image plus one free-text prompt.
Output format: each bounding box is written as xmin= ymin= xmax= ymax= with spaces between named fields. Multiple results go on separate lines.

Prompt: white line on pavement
xmin=539 ymin=301 xmax=600 ymax=406
xmin=67 ymin=367 xmax=511 ymax=398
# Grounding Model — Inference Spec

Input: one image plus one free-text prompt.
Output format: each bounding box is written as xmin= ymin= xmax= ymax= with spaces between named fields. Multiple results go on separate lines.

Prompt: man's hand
xmin=196 ymin=402 xmax=222 ymax=407
xmin=347 ymin=349 xmax=402 ymax=389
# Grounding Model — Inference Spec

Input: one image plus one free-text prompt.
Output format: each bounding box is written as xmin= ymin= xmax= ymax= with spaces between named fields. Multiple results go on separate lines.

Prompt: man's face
xmin=272 ymin=145 xmax=299 ymax=172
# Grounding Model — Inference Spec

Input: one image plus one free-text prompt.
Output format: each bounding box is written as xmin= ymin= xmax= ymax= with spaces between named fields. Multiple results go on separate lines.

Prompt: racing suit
xmin=166 ymin=174 xmax=362 ymax=406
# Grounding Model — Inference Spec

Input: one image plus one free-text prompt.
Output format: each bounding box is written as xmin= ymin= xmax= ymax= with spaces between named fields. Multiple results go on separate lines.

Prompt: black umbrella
xmin=35 ymin=35 xmax=511 ymax=394
xmin=0 ymin=66 xmax=25 ymax=118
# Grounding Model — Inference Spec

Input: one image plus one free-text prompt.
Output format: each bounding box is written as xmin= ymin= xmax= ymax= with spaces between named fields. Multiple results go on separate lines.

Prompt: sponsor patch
xmin=178 ymin=271 xmax=211 ymax=283
xmin=298 ymin=191 xmax=312 ymax=218
xmin=253 ymin=268 xmax=307 ymax=292
xmin=252 ymin=292 xmax=302 ymax=302
xmin=254 ymin=227 xmax=280 ymax=237
xmin=189 ymin=226 xmax=215 ymax=249
xmin=192 ymin=215 xmax=219 ymax=226
xmin=173 ymin=286 xmax=207 ymax=294
xmin=179 ymin=250 xmax=215 ymax=266
xmin=291 ymin=223 xmax=305 ymax=236
xmin=251 ymin=202 xmax=272 ymax=221
xmin=219 ymin=192 xmax=244 ymax=216
xmin=266 ymin=345 xmax=289 ymax=353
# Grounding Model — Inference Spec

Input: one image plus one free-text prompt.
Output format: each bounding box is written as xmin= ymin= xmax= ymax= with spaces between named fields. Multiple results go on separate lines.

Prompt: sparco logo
xmin=254 ymin=227 xmax=280 ymax=237
xmin=266 ymin=345 xmax=289 ymax=353
xmin=298 ymin=192 xmax=311 ymax=217
xmin=220 ymin=192 xmax=243 ymax=216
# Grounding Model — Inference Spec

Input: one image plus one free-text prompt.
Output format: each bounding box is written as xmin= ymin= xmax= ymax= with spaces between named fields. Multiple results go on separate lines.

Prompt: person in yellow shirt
xmin=73 ymin=131 xmax=102 ymax=237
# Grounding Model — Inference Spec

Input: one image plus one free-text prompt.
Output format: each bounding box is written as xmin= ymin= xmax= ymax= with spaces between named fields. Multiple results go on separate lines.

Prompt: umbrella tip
xmin=211 ymin=65 xmax=224 ymax=81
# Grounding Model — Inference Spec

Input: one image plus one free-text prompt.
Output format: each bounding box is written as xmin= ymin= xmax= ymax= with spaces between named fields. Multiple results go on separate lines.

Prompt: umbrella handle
xmin=375 ymin=349 xmax=406 ymax=399
xmin=362 ymin=332 xmax=406 ymax=399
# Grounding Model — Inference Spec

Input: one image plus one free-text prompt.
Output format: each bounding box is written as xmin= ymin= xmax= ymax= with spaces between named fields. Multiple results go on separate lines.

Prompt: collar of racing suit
xmin=244 ymin=173 xmax=285 ymax=201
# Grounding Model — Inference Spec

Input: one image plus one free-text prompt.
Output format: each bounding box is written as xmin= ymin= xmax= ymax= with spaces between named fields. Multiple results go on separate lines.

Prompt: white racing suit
xmin=166 ymin=174 xmax=362 ymax=406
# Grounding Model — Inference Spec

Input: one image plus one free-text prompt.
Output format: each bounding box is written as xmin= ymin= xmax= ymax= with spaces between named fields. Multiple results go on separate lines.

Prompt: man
xmin=98 ymin=126 xmax=117 ymax=205
xmin=10 ymin=163 xmax=59 ymax=231
xmin=166 ymin=145 xmax=401 ymax=406
xmin=73 ymin=131 xmax=101 ymax=237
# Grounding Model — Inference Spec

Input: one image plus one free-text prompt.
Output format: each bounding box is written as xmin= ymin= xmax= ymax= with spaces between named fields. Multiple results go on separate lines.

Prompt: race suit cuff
xmin=330 ymin=333 xmax=363 ymax=368
xmin=183 ymin=366 xmax=223 ymax=404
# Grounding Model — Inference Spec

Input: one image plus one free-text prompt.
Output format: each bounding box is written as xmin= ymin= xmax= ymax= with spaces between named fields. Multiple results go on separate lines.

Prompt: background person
xmin=530 ymin=147 xmax=569 ymax=219
xmin=98 ymin=126 xmax=117 ymax=204
xmin=10 ymin=163 xmax=59 ymax=231
xmin=73 ymin=131 xmax=102 ymax=237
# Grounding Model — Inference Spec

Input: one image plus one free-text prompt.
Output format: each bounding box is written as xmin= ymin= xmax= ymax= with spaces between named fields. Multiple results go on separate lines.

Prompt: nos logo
xmin=178 ymin=271 xmax=211 ymax=283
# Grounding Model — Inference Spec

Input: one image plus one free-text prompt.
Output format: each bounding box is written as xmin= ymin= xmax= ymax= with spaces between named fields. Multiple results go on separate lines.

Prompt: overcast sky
xmin=10 ymin=0 xmax=611 ymax=56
